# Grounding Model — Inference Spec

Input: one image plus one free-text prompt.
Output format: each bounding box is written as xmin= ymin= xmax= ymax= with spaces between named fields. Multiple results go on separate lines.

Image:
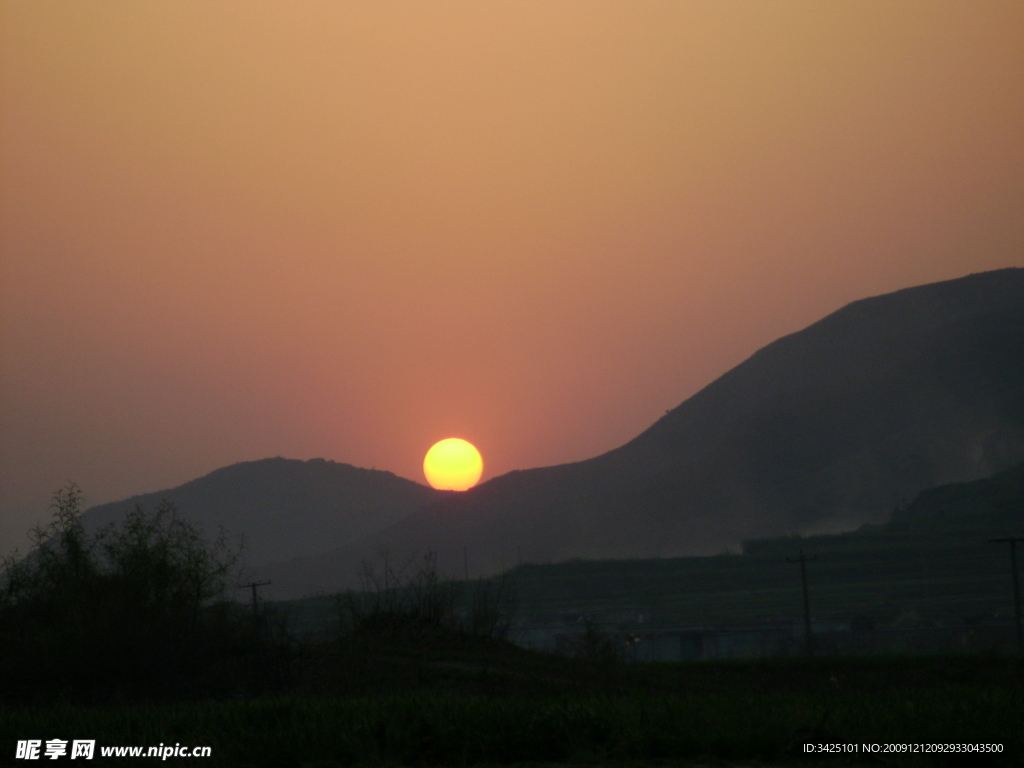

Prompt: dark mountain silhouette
xmin=254 ymin=268 xmax=1024 ymax=597
xmin=883 ymin=457 xmax=1024 ymax=536
xmin=82 ymin=458 xmax=444 ymax=569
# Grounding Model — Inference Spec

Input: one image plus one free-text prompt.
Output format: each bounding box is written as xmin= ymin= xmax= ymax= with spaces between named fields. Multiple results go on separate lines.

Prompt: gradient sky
xmin=2 ymin=1 xmax=1022 ymax=551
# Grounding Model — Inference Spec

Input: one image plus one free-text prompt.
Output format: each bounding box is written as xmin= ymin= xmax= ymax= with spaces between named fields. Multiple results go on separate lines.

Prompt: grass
xmin=2 ymin=687 xmax=1019 ymax=766
xmin=3 ymin=650 xmax=1022 ymax=766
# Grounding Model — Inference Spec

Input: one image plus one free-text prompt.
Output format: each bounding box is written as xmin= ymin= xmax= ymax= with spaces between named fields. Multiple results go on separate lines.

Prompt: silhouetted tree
xmin=0 ymin=484 xmax=243 ymax=702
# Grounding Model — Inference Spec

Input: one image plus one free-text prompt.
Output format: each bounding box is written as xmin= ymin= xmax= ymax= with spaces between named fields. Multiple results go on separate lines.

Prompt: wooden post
xmin=238 ymin=580 xmax=271 ymax=616
xmin=786 ymin=550 xmax=817 ymax=657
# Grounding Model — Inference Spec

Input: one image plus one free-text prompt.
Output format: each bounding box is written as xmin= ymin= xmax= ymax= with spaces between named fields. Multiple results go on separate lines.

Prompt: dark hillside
xmin=498 ymin=460 xmax=1024 ymax=630
xmin=886 ymin=459 xmax=1024 ymax=534
xmin=82 ymin=458 xmax=443 ymax=569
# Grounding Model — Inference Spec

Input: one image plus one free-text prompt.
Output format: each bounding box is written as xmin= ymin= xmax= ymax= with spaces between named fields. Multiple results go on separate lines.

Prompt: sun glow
xmin=423 ymin=438 xmax=483 ymax=491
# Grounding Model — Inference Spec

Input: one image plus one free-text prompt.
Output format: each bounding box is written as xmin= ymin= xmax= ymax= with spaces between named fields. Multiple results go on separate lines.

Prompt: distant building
xmin=511 ymin=613 xmax=1021 ymax=660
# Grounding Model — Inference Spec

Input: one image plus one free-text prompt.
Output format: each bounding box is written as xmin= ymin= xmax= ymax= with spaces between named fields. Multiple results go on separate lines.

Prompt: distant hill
xmin=515 ymin=459 xmax=1024 ymax=629
xmin=746 ymin=457 xmax=1024 ymax=557
xmin=884 ymin=457 xmax=1024 ymax=535
xmin=255 ymin=268 xmax=1024 ymax=597
xmin=81 ymin=458 xmax=444 ymax=570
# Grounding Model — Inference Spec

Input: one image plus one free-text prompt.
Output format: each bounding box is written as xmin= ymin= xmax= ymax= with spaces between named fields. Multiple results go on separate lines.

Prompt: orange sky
xmin=2 ymin=1 xmax=1023 ymax=549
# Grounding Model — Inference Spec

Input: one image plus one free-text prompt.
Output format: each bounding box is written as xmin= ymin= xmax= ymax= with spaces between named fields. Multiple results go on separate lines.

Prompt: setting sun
xmin=423 ymin=438 xmax=483 ymax=491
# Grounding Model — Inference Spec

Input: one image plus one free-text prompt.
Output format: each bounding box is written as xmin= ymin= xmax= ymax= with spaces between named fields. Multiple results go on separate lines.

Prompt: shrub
xmin=337 ymin=549 xmax=517 ymax=641
xmin=0 ymin=484 xmax=244 ymax=702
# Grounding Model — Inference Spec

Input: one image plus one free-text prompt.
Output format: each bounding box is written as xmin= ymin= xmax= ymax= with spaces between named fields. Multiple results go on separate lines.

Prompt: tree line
xmin=0 ymin=484 xmax=250 ymax=702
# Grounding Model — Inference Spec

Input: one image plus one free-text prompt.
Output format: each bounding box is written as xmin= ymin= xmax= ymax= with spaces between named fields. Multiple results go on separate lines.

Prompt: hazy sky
xmin=2 ymin=1 xmax=1022 ymax=549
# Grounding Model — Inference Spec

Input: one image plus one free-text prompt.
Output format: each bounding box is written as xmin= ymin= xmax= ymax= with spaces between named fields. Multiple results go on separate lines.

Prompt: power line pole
xmin=463 ymin=545 xmax=469 ymax=581
xmin=989 ymin=537 xmax=1024 ymax=656
xmin=238 ymin=580 xmax=271 ymax=617
xmin=786 ymin=549 xmax=817 ymax=657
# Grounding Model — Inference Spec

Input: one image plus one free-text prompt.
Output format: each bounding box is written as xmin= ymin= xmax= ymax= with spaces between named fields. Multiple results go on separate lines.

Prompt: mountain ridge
xmin=253 ymin=268 xmax=1024 ymax=597
xmin=82 ymin=268 xmax=1024 ymax=598
xmin=82 ymin=457 xmax=444 ymax=568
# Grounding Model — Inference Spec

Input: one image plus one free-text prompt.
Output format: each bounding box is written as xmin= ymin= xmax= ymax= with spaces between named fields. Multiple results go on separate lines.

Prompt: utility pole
xmin=786 ymin=550 xmax=817 ymax=657
xmin=989 ymin=537 xmax=1024 ymax=656
xmin=238 ymin=580 xmax=271 ymax=617
xmin=463 ymin=545 xmax=469 ymax=581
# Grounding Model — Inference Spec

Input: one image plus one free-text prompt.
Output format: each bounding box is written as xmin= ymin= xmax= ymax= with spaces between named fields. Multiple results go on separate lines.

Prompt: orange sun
xmin=423 ymin=438 xmax=483 ymax=491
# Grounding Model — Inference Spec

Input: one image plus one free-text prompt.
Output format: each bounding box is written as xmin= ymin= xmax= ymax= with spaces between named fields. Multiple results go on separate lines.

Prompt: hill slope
xmin=82 ymin=458 xmax=444 ymax=569
xmin=519 ymin=459 xmax=1024 ymax=629
xmin=258 ymin=268 xmax=1024 ymax=597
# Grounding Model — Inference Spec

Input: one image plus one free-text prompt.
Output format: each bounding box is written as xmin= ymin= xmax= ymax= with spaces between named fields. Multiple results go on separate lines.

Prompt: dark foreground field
xmin=3 ymin=625 xmax=1022 ymax=768
xmin=4 ymin=484 xmax=1022 ymax=766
